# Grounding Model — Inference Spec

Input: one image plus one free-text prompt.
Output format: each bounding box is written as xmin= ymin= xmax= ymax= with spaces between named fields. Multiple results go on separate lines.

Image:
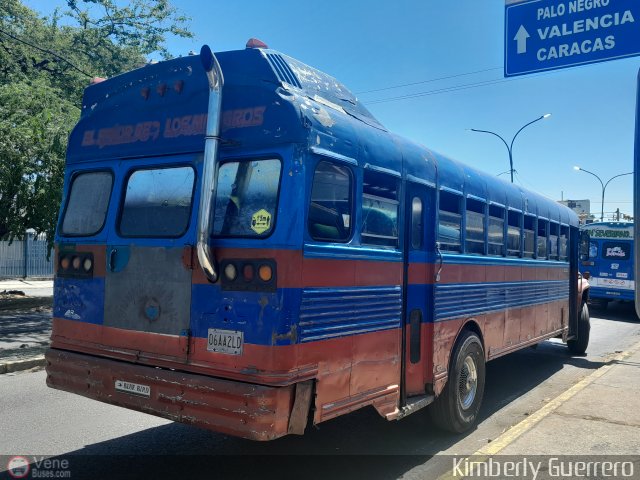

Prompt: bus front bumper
xmin=45 ymin=348 xmax=296 ymax=441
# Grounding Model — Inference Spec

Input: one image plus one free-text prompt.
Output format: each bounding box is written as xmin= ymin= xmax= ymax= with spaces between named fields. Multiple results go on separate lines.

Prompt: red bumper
xmin=45 ymin=348 xmax=295 ymax=441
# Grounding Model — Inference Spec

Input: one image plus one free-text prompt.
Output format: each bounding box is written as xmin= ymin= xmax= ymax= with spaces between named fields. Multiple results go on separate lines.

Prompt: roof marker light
xmin=141 ymin=87 xmax=150 ymax=100
xmin=174 ymin=80 xmax=184 ymax=94
xmin=246 ymin=38 xmax=269 ymax=49
xmin=156 ymin=83 xmax=167 ymax=97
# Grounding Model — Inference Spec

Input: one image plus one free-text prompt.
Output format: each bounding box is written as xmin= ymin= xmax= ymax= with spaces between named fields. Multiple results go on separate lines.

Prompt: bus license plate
xmin=115 ymin=380 xmax=151 ymax=398
xmin=207 ymin=328 xmax=243 ymax=355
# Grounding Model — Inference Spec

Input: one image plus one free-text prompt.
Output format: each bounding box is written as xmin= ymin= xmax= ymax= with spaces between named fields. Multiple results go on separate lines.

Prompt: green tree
xmin=0 ymin=0 xmax=192 ymax=244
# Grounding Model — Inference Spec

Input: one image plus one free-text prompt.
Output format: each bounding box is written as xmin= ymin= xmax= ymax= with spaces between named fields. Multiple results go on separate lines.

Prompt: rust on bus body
xmin=45 ymin=349 xmax=297 ymax=441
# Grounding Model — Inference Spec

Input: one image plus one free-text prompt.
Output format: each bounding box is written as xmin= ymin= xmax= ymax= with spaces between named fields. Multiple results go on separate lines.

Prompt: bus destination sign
xmin=505 ymin=0 xmax=640 ymax=76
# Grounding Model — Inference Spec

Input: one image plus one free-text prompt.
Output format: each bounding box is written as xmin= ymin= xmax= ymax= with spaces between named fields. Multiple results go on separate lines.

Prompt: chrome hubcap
xmin=458 ymin=355 xmax=478 ymax=410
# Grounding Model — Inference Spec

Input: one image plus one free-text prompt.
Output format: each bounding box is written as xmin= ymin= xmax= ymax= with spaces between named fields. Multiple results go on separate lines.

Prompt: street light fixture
xmin=468 ymin=113 xmax=552 ymax=183
xmin=573 ymin=166 xmax=633 ymax=221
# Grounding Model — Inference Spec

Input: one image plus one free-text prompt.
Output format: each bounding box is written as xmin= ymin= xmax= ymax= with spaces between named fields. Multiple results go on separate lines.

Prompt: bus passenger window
xmin=507 ymin=210 xmax=522 ymax=257
xmin=488 ymin=205 xmax=504 ymax=256
xmin=438 ymin=191 xmax=462 ymax=252
xmin=549 ymin=222 xmax=559 ymax=260
xmin=213 ymin=159 xmax=282 ymax=237
xmin=465 ymin=199 xmax=485 ymax=255
xmin=524 ymin=215 xmax=535 ymax=258
xmin=120 ymin=166 xmax=195 ymax=237
xmin=411 ymin=197 xmax=423 ymax=249
xmin=559 ymin=225 xmax=569 ymax=261
xmin=361 ymin=170 xmax=399 ymax=248
xmin=308 ymin=161 xmax=352 ymax=242
xmin=537 ymin=220 xmax=548 ymax=258
xmin=61 ymin=171 xmax=113 ymax=236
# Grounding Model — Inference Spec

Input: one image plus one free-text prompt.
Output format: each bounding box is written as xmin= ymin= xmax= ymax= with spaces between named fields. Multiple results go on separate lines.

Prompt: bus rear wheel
xmin=567 ymin=302 xmax=590 ymax=355
xmin=430 ymin=331 xmax=485 ymax=433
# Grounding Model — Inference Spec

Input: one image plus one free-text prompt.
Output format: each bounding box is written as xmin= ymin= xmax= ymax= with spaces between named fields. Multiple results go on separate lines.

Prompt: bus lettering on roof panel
xmin=584 ymin=225 xmax=633 ymax=239
xmin=67 ymin=56 xmax=209 ymax=163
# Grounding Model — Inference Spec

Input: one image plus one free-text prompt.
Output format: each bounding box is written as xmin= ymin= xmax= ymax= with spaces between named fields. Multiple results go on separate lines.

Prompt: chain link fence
xmin=0 ymin=232 xmax=54 ymax=278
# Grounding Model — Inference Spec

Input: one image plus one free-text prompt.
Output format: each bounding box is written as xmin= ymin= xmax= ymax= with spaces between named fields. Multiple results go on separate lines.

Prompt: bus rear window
xmin=213 ymin=159 xmax=281 ymax=237
xmin=119 ymin=166 xmax=195 ymax=237
xmin=61 ymin=171 xmax=113 ymax=236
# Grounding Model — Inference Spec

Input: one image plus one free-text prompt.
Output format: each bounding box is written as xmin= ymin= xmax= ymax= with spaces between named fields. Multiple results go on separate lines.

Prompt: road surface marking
xmin=437 ymin=339 xmax=640 ymax=480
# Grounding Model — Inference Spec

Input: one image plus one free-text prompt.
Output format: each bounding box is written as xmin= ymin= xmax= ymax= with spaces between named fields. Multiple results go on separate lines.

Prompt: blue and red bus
xmin=46 ymin=40 xmax=590 ymax=440
xmin=581 ymin=221 xmax=634 ymax=308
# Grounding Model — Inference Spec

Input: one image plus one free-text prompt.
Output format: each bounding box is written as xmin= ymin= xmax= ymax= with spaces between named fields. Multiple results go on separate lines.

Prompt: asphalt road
xmin=1 ymin=303 xmax=639 ymax=479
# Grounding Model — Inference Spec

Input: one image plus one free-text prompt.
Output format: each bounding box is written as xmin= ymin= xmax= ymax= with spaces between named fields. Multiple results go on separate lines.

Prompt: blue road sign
xmin=505 ymin=0 xmax=640 ymax=77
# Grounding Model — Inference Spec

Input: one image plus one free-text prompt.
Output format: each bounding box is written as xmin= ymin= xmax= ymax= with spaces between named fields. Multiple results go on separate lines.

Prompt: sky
xmin=25 ymin=0 xmax=640 ymax=220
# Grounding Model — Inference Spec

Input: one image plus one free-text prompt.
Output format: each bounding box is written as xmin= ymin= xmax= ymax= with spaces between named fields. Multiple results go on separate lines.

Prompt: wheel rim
xmin=458 ymin=355 xmax=478 ymax=410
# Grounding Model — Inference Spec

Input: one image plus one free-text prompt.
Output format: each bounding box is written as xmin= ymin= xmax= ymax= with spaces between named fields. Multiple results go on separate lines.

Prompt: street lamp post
xmin=468 ymin=113 xmax=551 ymax=183
xmin=573 ymin=166 xmax=633 ymax=221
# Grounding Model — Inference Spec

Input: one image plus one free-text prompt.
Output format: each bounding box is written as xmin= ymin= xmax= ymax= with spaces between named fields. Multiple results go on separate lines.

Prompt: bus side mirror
xmin=579 ymin=231 xmax=590 ymax=261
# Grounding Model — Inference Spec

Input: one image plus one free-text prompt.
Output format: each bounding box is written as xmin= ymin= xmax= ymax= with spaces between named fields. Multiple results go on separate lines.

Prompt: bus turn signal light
xmin=258 ymin=265 xmax=272 ymax=282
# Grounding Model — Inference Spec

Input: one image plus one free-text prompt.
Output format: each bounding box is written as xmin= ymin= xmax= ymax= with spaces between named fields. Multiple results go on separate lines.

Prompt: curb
xmin=0 ymin=355 xmax=46 ymax=374
xmin=0 ymin=296 xmax=52 ymax=312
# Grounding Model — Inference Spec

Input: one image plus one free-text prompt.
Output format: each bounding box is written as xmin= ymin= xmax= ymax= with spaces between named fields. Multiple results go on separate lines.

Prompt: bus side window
xmin=488 ymin=205 xmax=505 ymax=256
xmin=549 ymin=222 xmax=559 ymax=260
xmin=465 ymin=198 xmax=485 ymax=255
xmin=537 ymin=220 xmax=548 ymax=259
xmin=507 ymin=210 xmax=522 ymax=257
xmin=524 ymin=215 xmax=535 ymax=258
xmin=308 ymin=161 xmax=353 ymax=242
xmin=361 ymin=170 xmax=399 ymax=248
xmin=559 ymin=225 xmax=569 ymax=261
xmin=411 ymin=197 xmax=423 ymax=249
xmin=438 ymin=191 xmax=462 ymax=253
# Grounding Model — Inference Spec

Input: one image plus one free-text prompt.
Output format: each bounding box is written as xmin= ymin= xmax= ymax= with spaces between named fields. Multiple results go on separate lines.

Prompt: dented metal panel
xmin=46 ymin=349 xmax=294 ymax=441
xmin=104 ymin=246 xmax=192 ymax=337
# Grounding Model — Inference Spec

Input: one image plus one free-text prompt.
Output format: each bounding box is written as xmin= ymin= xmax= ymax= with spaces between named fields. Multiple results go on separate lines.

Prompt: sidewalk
xmin=0 ymin=278 xmax=53 ymax=298
xmin=497 ymin=343 xmax=640 ymax=455
xmin=0 ymin=279 xmax=52 ymax=367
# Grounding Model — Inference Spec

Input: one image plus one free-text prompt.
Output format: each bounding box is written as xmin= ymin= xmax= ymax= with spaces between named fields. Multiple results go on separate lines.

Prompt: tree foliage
xmin=0 ymin=0 xmax=192 ymax=243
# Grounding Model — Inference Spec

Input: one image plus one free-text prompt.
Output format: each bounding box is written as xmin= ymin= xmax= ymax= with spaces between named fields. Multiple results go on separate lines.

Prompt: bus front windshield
xmin=212 ymin=159 xmax=282 ymax=237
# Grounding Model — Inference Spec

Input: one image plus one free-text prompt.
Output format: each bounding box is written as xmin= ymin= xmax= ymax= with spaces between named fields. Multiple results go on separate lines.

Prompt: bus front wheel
xmin=430 ymin=331 xmax=485 ymax=433
xmin=567 ymin=302 xmax=590 ymax=355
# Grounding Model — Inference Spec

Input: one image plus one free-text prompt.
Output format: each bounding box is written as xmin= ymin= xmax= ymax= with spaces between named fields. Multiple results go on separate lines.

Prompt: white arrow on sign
xmin=514 ymin=25 xmax=530 ymax=54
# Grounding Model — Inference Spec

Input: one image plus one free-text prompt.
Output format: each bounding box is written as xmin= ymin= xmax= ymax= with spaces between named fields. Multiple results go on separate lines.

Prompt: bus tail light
xmin=220 ymin=259 xmax=276 ymax=292
xmin=58 ymin=252 xmax=94 ymax=279
xmin=83 ymin=258 xmax=93 ymax=272
xmin=224 ymin=263 xmax=237 ymax=281
xmin=243 ymin=264 xmax=255 ymax=281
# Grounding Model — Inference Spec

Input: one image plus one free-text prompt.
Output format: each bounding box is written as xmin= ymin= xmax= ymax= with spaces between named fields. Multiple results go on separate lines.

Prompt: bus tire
xmin=567 ymin=302 xmax=590 ymax=355
xmin=430 ymin=331 xmax=485 ymax=433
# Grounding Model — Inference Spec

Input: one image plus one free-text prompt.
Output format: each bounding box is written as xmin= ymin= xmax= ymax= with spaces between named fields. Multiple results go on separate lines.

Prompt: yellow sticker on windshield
xmin=251 ymin=209 xmax=272 ymax=234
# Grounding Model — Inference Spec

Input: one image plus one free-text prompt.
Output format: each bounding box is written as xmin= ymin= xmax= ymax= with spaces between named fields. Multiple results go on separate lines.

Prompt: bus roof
xmin=66 ymin=43 xmax=578 ymax=227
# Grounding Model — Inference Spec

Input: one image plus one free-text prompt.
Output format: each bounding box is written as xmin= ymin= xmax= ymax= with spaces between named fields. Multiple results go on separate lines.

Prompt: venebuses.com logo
xmin=6 ymin=455 xmax=71 ymax=479
xmin=6 ymin=457 xmax=30 ymax=479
